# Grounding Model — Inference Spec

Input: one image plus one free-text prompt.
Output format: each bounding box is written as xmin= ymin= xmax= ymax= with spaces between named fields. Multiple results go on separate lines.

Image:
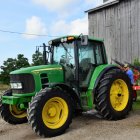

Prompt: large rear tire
xmin=27 ymin=88 xmax=73 ymax=137
xmin=95 ymin=69 xmax=133 ymax=120
xmin=0 ymin=90 xmax=27 ymax=124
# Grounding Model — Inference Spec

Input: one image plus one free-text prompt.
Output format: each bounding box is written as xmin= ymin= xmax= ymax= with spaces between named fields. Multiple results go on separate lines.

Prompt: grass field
xmin=0 ymin=84 xmax=9 ymax=96
xmin=0 ymin=84 xmax=9 ymax=90
xmin=133 ymin=101 xmax=140 ymax=110
xmin=133 ymin=91 xmax=140 ymax=110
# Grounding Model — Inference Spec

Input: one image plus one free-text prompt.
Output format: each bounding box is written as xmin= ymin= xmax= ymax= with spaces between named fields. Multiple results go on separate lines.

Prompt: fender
xmin=93 ymin=65 xmax=120 ymax=93
xmin=42 ymin=83 xmax=81 ymax=108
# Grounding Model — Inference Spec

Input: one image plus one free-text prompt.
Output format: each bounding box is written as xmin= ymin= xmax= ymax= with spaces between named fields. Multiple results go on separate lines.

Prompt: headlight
xmin=64 ymin=38 xmax=67 ymax=42
xmin=61 ymin=38 xmax=64 ymax=42
xmin=10 ymin=82 xmax=23 ymax=89
xmin=61 ymin=38 xmax=67 ymax=42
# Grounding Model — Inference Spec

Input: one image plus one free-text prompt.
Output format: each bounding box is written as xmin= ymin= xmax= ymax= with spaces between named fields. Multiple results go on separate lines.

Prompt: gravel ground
xmin=0 ymin=110 xmax=140 ymax=140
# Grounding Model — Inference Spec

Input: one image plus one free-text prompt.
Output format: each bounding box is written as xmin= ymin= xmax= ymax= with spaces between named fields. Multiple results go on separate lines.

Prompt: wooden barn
xmin=86 ymin=0 xmax=140 ymax=63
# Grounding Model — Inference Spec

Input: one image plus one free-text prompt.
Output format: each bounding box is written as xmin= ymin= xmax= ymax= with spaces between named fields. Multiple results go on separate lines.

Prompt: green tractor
xmin=1 ymin=35 xmax=133 ymax=137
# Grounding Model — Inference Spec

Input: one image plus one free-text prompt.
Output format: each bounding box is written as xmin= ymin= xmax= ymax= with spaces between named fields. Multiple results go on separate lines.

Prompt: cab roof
xmin=49 ymin=35 xmax=104 ymax=43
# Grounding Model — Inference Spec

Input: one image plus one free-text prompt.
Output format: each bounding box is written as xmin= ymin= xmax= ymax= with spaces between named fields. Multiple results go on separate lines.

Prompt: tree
xmin=32 ymin=51 xmax=44 ymax=66
xmin=16 ymin=54 xmax=30 ymax=69
xmin=0 ymin=58 xmax=16 ymax=84
xmin=0 ymin=54 xmax=30 ymax=84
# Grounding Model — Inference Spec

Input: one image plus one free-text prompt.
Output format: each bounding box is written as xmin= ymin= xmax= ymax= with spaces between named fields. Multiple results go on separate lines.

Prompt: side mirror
xmin=81 ymin=35 xmax=88 ymax=46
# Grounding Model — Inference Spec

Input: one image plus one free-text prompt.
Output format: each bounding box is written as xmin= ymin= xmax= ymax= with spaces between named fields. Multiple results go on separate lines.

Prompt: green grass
xmin=133 ymin=91 xmax=140 ymax=110
xmin=133 ymin=102 xmax=140 ymax=110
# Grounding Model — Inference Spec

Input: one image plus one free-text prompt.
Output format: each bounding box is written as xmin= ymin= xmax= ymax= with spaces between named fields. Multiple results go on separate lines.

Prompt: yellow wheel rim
xmin=110 ymin=79 xmax=129 ymax=111
xmin=9 ymin=105 xmax=27 ymax=118
xmin=42 ymin=97 xmax=68 ymax=129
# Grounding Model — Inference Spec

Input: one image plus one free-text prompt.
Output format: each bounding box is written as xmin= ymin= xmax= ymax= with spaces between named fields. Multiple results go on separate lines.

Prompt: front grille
xmin=10 ymin=74 xmax=35 ymax=94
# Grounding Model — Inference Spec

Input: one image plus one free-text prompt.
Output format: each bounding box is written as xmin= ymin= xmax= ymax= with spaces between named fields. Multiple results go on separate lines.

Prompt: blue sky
xmin=0 ymin=0 xmax=103 ymax=67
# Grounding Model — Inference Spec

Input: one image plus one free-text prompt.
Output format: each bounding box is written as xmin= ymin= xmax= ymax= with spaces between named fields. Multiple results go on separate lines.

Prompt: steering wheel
xmin=61 ymin=55 xmax=73 ymax=61
xmin=61 ymin=55 xmax=66 ymax=59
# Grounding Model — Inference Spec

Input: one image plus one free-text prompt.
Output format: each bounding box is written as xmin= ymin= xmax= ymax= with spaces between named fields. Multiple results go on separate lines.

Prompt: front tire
xmin=27 ymin=88 xmax=73 ymax=137
xmin=95 ymin=69 xmax=133 ymax=120
xmin=1 ymin=90 xmax=27 ymax=124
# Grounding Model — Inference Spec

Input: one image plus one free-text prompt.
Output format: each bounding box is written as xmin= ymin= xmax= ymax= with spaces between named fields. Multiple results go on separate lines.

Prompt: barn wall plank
xmin=88 ymin=0 xmax=140 ymax=63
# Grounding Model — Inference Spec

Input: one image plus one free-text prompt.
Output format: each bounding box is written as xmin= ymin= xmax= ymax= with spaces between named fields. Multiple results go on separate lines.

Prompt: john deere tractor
xmin=1 ymin=35 xmax=133 ymax=137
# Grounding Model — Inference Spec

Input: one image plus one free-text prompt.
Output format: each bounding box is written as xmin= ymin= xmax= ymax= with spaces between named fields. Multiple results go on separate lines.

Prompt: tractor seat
xmin=79 ymin=58 xmax=92 ymax=89
xmin=79 ymin=58 xmax=91 ymax=72
xmin=79 ymin=58 xmax=91 ymax=80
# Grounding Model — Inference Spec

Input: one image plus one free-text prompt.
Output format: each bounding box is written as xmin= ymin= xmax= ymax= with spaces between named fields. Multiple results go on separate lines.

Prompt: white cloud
xmin=24 ymin=16 xmax=47 ymax=39
xmin=32 ymin=0 xmax=75 ymax=12
xmin=32 ymin=0 xmax=103 ymax=19
xmin=69 ymin=16 xmax=88 ymax=35
xmin=51 ymin=16 xmax=88 ymax=36
xmin=51 ymin=20 xmax=69 ymax=35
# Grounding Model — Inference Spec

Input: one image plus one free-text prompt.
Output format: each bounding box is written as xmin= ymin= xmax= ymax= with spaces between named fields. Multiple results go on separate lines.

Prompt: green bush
xmin=133 ymin=58 xmax=140 ymax=66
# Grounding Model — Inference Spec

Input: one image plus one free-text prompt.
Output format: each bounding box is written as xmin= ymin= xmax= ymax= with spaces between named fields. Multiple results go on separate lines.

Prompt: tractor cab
xmin=49 ymin=35 xmax=107 ymax=92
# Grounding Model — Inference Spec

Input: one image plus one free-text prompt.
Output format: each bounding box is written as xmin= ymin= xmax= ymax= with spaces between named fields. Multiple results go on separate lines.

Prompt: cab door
xmin=78 ymin=41 xmax=107 ymax=90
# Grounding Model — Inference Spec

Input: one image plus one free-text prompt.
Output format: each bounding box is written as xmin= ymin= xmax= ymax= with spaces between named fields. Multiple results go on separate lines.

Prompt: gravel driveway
xmin=0 ymin=110 xmax=140 ymax=140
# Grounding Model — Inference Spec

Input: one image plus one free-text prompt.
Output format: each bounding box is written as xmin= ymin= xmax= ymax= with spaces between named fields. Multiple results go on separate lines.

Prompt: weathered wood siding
xmin=88 ymin=0 xmax=140 ymax=63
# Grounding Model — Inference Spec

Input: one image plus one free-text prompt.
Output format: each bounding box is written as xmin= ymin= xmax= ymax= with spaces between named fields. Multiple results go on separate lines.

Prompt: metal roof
xmin=85 ymin=0 xmax=120 ymax=13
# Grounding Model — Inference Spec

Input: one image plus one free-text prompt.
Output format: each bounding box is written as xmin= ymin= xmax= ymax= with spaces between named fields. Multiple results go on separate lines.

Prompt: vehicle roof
xmin=49 ymin=35 xmax=104 ymax=43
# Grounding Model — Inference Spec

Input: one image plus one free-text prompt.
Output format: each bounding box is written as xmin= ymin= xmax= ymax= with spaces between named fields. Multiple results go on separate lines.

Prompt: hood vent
xmin=40 ymin=73 xmax=49 ymax=89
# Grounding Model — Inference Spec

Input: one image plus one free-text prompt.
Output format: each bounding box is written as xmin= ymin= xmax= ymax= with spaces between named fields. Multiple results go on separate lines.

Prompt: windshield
xmin=52 ymin=42 xmax=75 ymax=67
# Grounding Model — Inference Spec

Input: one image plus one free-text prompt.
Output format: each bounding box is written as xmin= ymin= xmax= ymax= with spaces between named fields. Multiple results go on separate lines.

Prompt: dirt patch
xmin=0 ymin=110 xmax=140 ymax=140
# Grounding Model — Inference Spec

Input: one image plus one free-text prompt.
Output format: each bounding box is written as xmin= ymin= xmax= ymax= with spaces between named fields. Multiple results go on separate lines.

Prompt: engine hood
xmin=10 ymin=64 xmax=63 ymax=75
